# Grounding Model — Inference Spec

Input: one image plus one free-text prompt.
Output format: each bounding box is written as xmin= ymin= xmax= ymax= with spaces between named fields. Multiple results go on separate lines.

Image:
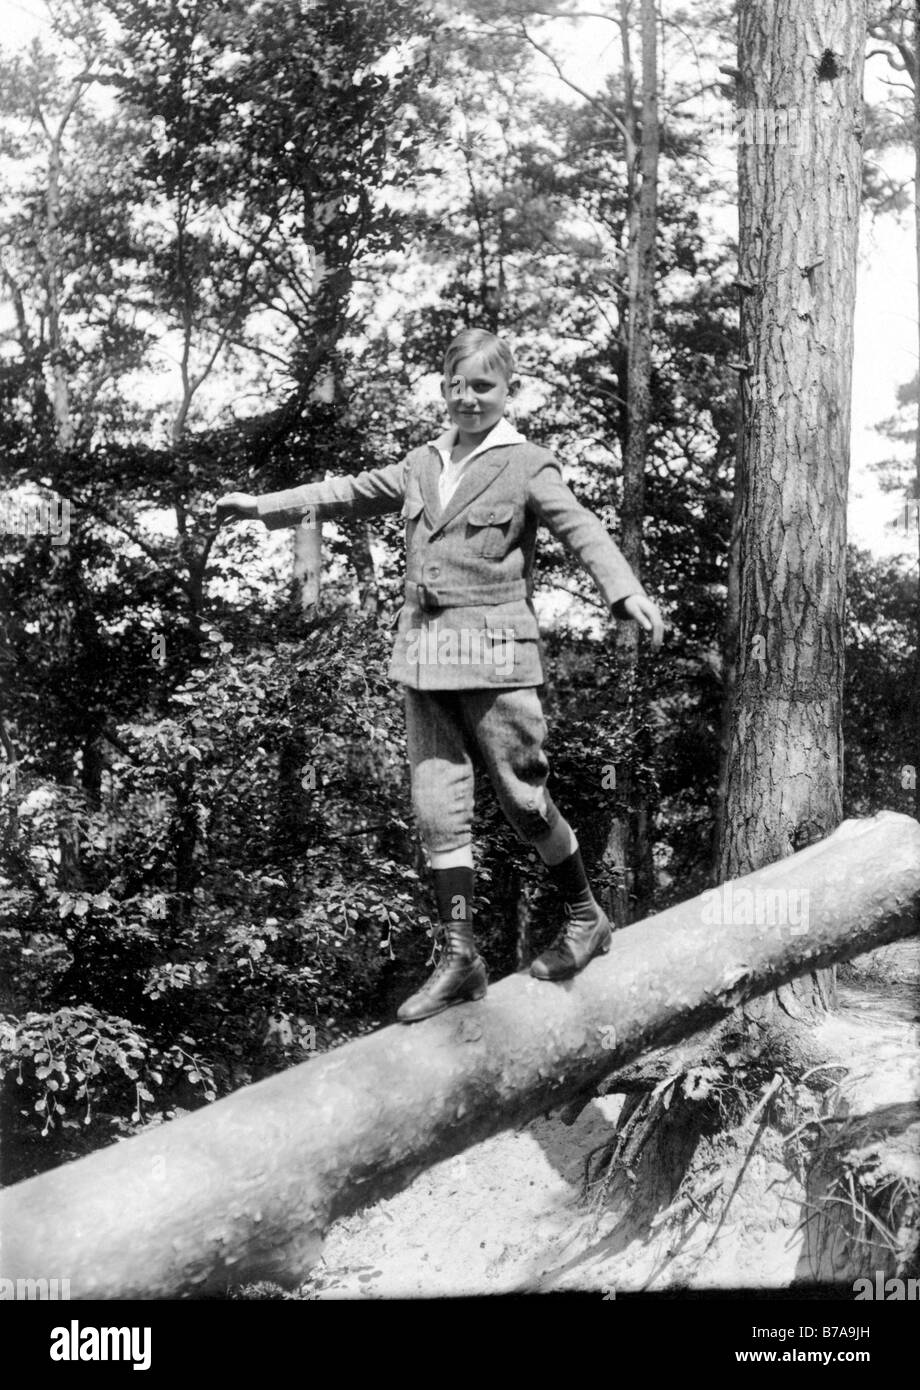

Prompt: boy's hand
xmin=215 ymin=492 xmax=259 ymax=525
xmin=617 ymin=594 xmax=665 ymax=649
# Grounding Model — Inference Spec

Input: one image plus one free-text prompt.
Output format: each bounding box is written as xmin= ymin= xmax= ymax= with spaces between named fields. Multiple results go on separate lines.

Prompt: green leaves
xmin=0 ymin=1005 xmax=214 ymax=1149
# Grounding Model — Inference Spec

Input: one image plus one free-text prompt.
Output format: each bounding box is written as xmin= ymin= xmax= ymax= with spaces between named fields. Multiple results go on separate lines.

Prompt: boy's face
xmin=441 ymin=351 xmax=509 ymax=439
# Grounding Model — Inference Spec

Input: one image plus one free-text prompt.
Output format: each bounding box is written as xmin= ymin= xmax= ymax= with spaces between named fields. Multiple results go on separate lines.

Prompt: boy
xmin=216 ymin=328 xmax=664 ymax=1023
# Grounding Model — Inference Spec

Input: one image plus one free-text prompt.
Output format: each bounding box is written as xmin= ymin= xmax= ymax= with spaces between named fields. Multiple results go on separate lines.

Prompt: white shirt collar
xmin=428 ymin=416 xmax=525 ymax=462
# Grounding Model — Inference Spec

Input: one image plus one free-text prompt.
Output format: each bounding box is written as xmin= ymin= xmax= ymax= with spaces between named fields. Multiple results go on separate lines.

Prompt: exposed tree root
xmin=571 ymin=947 xmax=919 ymax=1288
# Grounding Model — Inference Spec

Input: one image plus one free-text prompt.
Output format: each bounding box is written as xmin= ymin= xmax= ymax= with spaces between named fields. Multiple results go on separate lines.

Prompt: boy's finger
xmin=632 ymin=598 xmax=652 ymax=628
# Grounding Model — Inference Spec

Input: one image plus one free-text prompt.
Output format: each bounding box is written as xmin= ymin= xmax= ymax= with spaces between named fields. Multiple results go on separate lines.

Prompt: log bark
xmin=1 ymin=812 xmax=917 ymax=1299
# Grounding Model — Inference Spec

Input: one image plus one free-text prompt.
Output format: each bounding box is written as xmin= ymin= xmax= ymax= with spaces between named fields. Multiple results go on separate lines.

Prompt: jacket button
xmin=428 ymin=566 xmax=440 ymax=578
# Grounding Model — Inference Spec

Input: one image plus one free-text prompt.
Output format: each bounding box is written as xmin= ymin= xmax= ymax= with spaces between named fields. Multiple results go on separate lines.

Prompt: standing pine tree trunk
xmin=604 ymin=0 xmax=659 ymax=926
xmin=712 ymin=394 xmax=744 ymax=876
xmin=292 ymin=510 xmax=323 ymax=612
xmin=718 ymin=0 xmax=867 ymax=1019
xmin=917 ymin=2 xmax=920 ymax=822
xmin=911 ymin=2 xmax=920 ymax=822
xmin=619 ymin=0 xmax=658 ymax=602
xmin=36 ymin=77 xmax=86 ymax=888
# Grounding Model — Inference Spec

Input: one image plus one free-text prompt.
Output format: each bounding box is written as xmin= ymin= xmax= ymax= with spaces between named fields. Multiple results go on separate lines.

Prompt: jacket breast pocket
xmin=466 ymin=502 xmax=515 ymax=559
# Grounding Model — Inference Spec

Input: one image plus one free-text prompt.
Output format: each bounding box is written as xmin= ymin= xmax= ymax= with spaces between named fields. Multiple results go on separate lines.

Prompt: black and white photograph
xmin=0 ymin=0 xmax=918 ymax=1364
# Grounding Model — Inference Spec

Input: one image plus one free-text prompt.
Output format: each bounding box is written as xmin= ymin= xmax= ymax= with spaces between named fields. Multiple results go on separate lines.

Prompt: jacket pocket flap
xmin=401 ymin=495 xmax=425 ymax=519
xmin=487 ymin=598 xmax=540 ymax=641
xmin=469 ymin=502 xmax=514 ymax=526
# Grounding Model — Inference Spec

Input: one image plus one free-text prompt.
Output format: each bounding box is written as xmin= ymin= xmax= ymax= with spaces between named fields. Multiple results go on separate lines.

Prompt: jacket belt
xmin=405 ymin=579 xmax=529 ymax=611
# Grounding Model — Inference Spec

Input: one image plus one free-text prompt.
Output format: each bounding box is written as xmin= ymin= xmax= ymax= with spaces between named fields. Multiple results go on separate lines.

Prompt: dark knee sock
xmin=432 ymin=866 xmax=474 ymax=929
xmin=546 ymin=848 xmax=596 ymax=908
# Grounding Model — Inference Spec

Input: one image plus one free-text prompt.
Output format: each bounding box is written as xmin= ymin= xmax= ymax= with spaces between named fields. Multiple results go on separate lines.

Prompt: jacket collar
xmin=427 ymin=416 xmax=526 ymax=459
xmin=421 ymin=418 xmax=524 ymax=531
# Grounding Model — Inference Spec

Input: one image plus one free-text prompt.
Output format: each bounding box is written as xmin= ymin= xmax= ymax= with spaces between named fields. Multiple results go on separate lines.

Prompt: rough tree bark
xmin=711 ymin=394 xmax=744 ymax=876
xmin=718 ymin=0 xmax=867 ymax=1018
xmin=914 ymin=0 xmax=920 ymax=822
xmin=901 ymin=0 xmax=920 ymax=825
xmin=618 ymin=0 xmax=658 ymax=597
xmin=1 ymin=812 xmax=916 ymax=1299
xmin=911 ymin=0 xmax=920 ymax=824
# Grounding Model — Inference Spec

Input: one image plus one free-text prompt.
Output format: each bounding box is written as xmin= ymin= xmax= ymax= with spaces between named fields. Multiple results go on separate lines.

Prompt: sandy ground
xmin=297 ymin=939 xmax=919 ymax=1299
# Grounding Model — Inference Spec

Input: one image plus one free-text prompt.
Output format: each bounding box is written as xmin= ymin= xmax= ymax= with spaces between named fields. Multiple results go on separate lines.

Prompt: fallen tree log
xmin=2 ymin=811 xmax=918 ymax=1299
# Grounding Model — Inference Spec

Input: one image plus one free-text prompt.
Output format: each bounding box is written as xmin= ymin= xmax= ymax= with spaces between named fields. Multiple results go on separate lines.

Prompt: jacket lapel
xmin=429 ymin=448 xmax=513 ymax=537
xmin=419 ymin=447 xmax=442 ymax=524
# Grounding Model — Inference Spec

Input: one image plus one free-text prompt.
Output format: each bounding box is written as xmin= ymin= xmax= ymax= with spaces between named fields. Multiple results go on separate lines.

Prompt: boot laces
xmin=429 ymin=925 xmax=472 ymax=972
xmin=429 ymin=942 xmax=453 ymax=977
xmin=548 ymin=903 xmax=579 ymax=952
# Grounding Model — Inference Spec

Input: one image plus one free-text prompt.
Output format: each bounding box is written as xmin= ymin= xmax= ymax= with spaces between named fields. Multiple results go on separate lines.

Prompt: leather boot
xmin=397 ymin=922 xmax=488 ymax=1023
xmin=530 ymin=898 xmax=612 ymax=981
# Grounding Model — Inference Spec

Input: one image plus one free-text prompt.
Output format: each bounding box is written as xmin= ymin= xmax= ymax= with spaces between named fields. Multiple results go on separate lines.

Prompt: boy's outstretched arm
xmin=528 ymin=452 xmax=664 ymax=649
xmin=215 ymin=458 xmax=409 ymax=531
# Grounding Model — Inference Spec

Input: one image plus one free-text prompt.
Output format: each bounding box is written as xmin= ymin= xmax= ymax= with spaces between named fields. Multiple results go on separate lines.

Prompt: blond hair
xmin=443 ymin=328 xmax=515 ymax=383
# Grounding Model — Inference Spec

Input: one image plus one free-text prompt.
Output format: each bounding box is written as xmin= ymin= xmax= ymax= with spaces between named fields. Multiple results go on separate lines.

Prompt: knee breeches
xmin=404 ymin=687 xmax=562 ymax=853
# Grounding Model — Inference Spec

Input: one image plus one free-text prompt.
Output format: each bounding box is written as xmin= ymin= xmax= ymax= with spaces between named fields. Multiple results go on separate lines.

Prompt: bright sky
xmin=1 ymin=0 xmax=917 ymax=566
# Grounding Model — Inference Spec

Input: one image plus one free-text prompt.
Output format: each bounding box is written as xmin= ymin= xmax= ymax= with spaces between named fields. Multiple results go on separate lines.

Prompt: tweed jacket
xmin=255 ymin=428 xmax=645 ymax=690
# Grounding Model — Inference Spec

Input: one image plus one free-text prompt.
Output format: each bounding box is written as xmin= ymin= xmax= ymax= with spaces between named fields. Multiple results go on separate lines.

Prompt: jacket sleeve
xmin=255 ymin=457 xmax=409 ymax=530
xmin=526 ymin=450 xmax=646 ymax=614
